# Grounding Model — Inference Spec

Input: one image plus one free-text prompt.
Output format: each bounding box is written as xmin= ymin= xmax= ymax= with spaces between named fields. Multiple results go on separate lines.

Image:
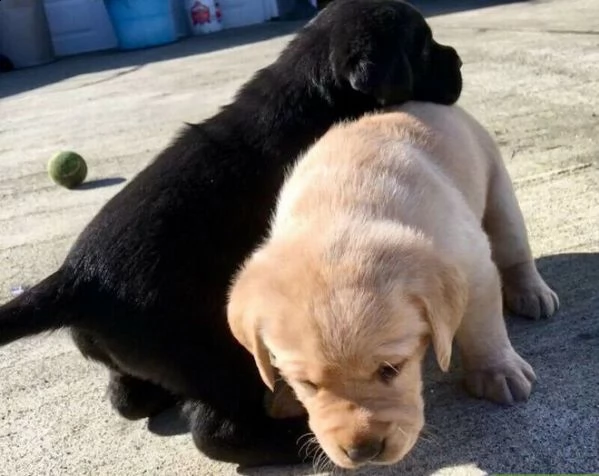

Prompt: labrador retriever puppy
xmin=0 ymin=0 xmax=462 ymax=467
xmin=228 ymin=102 xmax=559 ymax=469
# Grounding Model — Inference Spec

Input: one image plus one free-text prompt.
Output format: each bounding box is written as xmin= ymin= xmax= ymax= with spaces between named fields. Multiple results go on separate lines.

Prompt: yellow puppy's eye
xmin=299 ymin=380 xmax=318 ymax=390
xmin=377 ymin=363 xmax=403 ymax=383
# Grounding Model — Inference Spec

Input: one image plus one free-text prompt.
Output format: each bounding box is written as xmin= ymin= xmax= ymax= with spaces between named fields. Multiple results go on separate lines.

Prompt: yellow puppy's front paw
xmin=464 ymin=350 xmax=536 ymax=405
xmin=501 ymin=263 xmax=559 ymax=319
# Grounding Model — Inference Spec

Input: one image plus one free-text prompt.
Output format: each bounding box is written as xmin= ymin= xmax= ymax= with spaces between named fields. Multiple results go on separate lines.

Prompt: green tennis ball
xmin=48 ymin=151 xmax=88 ymax=189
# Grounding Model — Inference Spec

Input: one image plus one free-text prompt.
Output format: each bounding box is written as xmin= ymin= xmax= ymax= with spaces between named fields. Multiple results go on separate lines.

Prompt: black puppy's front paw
xmin=184 ymin=399 xmax=309 ymax=467
xmin=107 ymin=372 xmax=176 ymax=420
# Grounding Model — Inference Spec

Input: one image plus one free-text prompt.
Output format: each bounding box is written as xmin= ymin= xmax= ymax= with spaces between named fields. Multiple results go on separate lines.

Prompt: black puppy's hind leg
xmin=107 ymin=371 xmax=176 ymax=420
xmin=71 ymin=329 xmax=175 ymax=420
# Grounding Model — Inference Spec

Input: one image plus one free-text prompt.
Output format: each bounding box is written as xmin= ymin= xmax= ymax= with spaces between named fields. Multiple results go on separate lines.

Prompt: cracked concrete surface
xmin=0 ymin=0 xmax=597 ymax=474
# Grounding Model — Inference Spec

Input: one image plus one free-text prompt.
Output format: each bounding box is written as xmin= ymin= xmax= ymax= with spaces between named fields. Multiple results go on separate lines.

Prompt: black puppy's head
xmin=313 ymin=0 xmax=462 ymax=105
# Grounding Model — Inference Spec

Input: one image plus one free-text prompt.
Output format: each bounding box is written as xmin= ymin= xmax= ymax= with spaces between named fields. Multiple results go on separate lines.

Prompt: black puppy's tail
xmin=0 ymin=269 xmax=75 ymax=346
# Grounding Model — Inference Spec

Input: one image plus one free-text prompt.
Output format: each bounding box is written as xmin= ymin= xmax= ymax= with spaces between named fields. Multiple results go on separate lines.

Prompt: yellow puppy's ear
xmin=227 ymin=266 xmax=276 ymax=391
xmin=227 ymin=304 xmax=276 ymax=390
xmin=250 ymin=331 xmax=276 ymax=392
xmin=416 ymin=257 xmax=468 ymax=372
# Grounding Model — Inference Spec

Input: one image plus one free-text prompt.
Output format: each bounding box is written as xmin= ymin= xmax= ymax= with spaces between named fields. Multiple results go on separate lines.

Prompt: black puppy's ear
xmin=347 ymin=50 xmax=414 ymax=105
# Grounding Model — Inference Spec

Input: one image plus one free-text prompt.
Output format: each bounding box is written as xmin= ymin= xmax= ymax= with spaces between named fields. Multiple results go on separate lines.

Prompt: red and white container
xmin=186 ymin=0 xmax=222 ymax=34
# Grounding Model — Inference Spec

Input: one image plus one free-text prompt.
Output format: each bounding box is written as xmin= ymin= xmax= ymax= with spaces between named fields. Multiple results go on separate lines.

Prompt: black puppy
xmin=0 ymin=0 xmax=462 ymax=467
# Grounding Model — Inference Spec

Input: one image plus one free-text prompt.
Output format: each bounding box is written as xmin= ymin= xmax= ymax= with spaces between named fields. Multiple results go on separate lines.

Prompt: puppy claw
xmin=464 ymin=351 xmax=536 ymax=405
xmin=504 ymin=282 xmax=559 ymax=319
xmin=501 ymin=263 xmax=559 ymax=319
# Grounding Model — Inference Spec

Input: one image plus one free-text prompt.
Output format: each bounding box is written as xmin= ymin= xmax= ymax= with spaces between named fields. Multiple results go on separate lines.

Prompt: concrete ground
xmin=0 ymin=0 xmax=597 ymax=474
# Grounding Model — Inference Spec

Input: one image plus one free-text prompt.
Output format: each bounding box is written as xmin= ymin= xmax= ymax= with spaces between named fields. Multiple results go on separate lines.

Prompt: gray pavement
xmin=0 ymin=0 xmax=598 ymax=474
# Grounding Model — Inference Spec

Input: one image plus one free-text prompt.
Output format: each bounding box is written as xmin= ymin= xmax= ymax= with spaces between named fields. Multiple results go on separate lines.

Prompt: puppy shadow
xmin=239 ymin=464 xmax=317 ymax=476
xmin=147 ymin=404 xmax=189 ymax=437
xmin=393 ymin=251 xmax=599 ymax=476
xmin=242 ymin=252 xmax=599 ymax=475
xmin=504 ymin=251 xmax=599 ymax=341
xmin=75 ymin=177 xmax=127 ymax=190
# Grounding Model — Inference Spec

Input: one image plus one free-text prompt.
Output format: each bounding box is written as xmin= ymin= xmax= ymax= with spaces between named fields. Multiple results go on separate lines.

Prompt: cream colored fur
xmin=227 ymin=102 xmax=559 ymax=469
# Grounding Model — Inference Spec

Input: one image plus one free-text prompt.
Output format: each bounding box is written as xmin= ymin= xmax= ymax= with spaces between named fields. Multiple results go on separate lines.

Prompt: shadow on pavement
xmin=0 ymin=21 xmax=303 ymax=100
xmin=242 ymin=252 xmax=599 ymax=475
xmin=142 ymin=251 xmax=598 ymax=474
xmin=383 ymin=251 xmax=599 ymax=476
xmin=0 ymin=0 xmax=531 ymax=100
xmin=75 ymin=177 xmax=127 ymax=190
xmin=412 ymin=0 xmax=529 ymax=17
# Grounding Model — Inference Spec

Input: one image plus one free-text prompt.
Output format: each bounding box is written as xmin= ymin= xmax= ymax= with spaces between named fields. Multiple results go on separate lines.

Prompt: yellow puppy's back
xmin=272 ymin=101 xmax=498 ymax=254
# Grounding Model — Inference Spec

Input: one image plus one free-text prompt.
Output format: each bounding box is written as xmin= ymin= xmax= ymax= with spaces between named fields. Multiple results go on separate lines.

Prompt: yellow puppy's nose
xmin=343 ymin=439 xmax=384 ymax=463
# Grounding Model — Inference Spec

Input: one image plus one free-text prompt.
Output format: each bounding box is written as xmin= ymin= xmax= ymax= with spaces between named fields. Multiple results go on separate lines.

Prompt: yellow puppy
xmin=227 ymin=102 xmax=559 ymax=469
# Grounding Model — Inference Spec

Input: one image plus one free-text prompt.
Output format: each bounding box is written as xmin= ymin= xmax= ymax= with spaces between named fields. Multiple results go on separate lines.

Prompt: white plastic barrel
xmin=0 ymin=0 xmax=55 ymax=69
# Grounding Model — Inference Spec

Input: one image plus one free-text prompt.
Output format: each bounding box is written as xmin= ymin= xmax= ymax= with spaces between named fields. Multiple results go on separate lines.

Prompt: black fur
xmin=0 ymin=0 xmax=462 ymax=466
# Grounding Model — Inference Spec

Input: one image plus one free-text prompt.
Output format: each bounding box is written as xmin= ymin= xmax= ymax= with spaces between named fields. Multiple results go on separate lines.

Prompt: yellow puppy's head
xmin=228 ymin=224 xmax=467 ymax=468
